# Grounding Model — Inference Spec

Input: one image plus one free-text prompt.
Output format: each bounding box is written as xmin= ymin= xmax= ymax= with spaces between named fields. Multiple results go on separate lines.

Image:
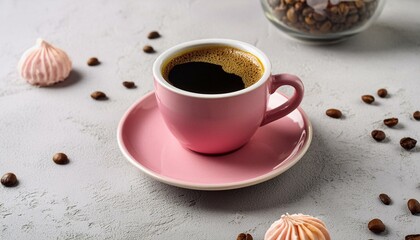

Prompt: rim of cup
xmin=152 ymin=39 xmax=272 ymax=99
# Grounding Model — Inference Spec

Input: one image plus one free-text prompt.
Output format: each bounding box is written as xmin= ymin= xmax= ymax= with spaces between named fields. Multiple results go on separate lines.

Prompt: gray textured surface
xmin=1 ymin=0 xmax=420 ymax=239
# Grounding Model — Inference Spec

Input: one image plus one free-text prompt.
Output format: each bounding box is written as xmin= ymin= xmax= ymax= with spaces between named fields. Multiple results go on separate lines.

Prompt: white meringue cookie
xmin=18 ymin=38 xmax=72 ymax=86
xmin=265 ymin=213 xmax=331 ymax=240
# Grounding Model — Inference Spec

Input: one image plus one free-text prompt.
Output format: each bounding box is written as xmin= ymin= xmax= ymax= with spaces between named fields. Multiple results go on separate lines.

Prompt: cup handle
xmin=260 ymin=73 xmax=304 ymax=126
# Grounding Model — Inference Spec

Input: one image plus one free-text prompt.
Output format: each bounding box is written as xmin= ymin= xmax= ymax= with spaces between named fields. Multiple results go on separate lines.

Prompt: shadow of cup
xmin=155 ymin=123 xmax=339 ymax=212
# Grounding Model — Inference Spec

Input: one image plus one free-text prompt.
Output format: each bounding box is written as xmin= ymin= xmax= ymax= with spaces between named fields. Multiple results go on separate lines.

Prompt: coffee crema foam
xmin=163 ymin=46 xmax=264 ymax=88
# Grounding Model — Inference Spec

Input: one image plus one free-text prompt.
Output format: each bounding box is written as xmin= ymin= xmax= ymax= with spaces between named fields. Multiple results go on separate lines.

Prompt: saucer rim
xmin=117 ymin=91 xmax=313 ymax=191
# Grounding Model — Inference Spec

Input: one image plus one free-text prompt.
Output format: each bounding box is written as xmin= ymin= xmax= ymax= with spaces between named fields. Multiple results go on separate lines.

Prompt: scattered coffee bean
xmin=377 ymin=88 xmax=388 ymax=98
xmin=147 ymin=31 xmax=161 ymax=39
xmin=407 ymin=199 xmax=420 ymax=215
xmin=53 ymin=152 xmax=69 ymax=165
xmin=1 ymin=172 xmax=18 ymax=187
xmin=406 ymin=234 xmax=420 ymax=240
xmin=371 ymin=130 xmax=386 ymax=142
xmin=400 ymin=137 xmax=417 ymax=150
xmin=414 ymin=111 xmax=420 ymax=121
xmin=91 ymin=91 xmax=107 ymax=100
xmin=384 ymin=117 xmax=398 ymax=127
xmin=379 ymin=193 xmax=391 ymax=205
xmin=368 ymin=218 xmax=385 ymax=234
xmin=87 ymin=57 xmax=100 ymax=66
xmin=237 ymin=233 xmax=253 ymax=240
xmin=122 ymin=81 xmax=136 ymax=89
xmin=362 ymin=95 xmax=375 ymax=104
xmin=143 ymin=45 xmax=155 ymax=53
xmin=326 ymin=108 xmax=342 ymax=119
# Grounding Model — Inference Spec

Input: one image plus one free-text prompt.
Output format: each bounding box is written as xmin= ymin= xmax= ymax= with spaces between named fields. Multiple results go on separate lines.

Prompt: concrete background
xmin=1 ymin=0 xmax=419 ymax=239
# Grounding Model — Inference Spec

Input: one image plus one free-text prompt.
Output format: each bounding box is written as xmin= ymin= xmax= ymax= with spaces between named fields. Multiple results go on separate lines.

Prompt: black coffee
xmin=163 ymin=46 xmax=264 ymax=94
xmin=168 ymin=62 xmax=244 ymax=94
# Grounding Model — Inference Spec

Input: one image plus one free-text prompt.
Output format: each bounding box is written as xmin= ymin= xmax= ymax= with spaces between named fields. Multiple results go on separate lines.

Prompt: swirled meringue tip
xmin=18 ymin=38 xmax=72 ymax=87
xmin=264 ymin=213 xmax=331 ymax=240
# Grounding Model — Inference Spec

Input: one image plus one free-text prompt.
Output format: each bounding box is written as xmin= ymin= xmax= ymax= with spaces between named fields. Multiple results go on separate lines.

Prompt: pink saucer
xmin=117 ymin=92 xmax=312 ymax=190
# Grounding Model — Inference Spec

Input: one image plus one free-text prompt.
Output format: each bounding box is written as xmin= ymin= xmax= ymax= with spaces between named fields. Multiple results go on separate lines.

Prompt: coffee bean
xmin=377 ymin=88 xmax=388 ymax=98
xmin=53 ymin=153 xmax=69 ymax=165
xmin=414 ymin=111 xmax=420 ymax=120
xmin=379 ymin=193 xmax=391 ymax=205
xmin=1 ymin=172 xmax=18 ymax=187
xmin=338 ymin=3 xmax=349 ymax=16
xmin=304 ymin=16 xmax=316 ymax=25
xmin=312 ymin=12 xmax=326 ymax=22
xmin=368 ymin=218 xmax=385 ymax=234
xmin=91 ymin=91 xmax=107 ymax=100
xmin=407 ymin=199 xmax=420 ymax=215
xmin=355 ymin=0 xmax=365 ymax=8
xmin=400 ymin=137 xmax=417 ymax=150
xmin=384 ymin=118 xmax=398 ymax=127
xmin=326 ymin=108 xmax=342 ymax=119
xmin=371 ymin=130 xmax=386 ymax=142
xmin=143 ymin=45 xmax=155 ymax=53
xmin=362 ymin=95 xmax=375 ymax=104
xmin=319 ymin=21 xmax=332 ymax=33
xmin=147 ymin=31 xmax=161 ymax=39
xmin=302 ymin=7 xmax=313 ymax=17
xmin=286 ymin=8 xmax=298 ymax=23
xmin=406 ymin=234 xmax=420 ymax=240
xmin=294 ymin=2 xmax=303 ymax=11
xmin=237 ymin=233 xmax=253 ymax=240
xmin=87 ymin=57 xmax=100 ymax=66
xmin=122 ymin=81 xmax=136 ymax=89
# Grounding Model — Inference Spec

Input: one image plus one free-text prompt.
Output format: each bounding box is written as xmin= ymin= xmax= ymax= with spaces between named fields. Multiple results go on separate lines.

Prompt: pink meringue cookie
xmin=265 ymin=213 xmax=331 ymax=240
xmin=18 ymin=38 xmax=72 ymax=86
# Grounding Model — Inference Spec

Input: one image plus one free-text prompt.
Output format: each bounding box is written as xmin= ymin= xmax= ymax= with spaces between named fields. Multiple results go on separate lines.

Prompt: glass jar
xmin=261 ymin=0 xmax=386 ymax=43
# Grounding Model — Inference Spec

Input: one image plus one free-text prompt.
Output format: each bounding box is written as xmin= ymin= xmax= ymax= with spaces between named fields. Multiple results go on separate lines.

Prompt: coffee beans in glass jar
xmin=262 ymin=0 xmax=385 ymax=42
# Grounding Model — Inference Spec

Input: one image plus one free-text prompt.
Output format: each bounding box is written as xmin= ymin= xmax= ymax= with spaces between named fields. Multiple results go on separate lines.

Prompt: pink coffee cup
xmin=153 ymin=39 xmax=304 ymax=154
